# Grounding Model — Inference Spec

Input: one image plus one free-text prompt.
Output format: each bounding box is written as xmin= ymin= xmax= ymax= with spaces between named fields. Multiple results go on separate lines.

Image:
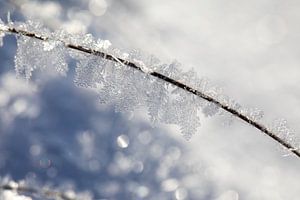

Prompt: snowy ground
xmin=0 ymin=0 xmax=300 ymax=199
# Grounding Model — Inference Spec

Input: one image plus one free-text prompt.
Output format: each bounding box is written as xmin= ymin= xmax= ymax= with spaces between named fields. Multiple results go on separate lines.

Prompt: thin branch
xmin=0 ymin=184 xmax=78 ymax=200
xmin=1 ymin=25 xmax=300 ymax=159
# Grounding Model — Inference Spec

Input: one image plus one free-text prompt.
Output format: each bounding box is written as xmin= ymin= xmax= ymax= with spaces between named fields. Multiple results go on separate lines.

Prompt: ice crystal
xmin=43 ymin=40 xmax=60 ymax=51
xmin=14 ymin=23 xmax=68 ymax=79
xmin=270 ymin=118 xmax=298 ymax=148
xmin=74 ymin=54 xmax=107 ymax=88
xmin=8 ymin=19 xmax=298 ymax=139
xmin=15 ymin=36 xmax=68 ymax=79
xmin=241 ymin=107 xmax=264 ymax=122
xmin=146 ymin=78 xmax=169 ymax=124
xmin=157 ymin=60 xmax=183 ymax=80
xmin=160 ymin=69 xmax=206 ymax=139
xmin=99 ymin=62 xmax=148 ymax=114
xmin=4 ymin=19 xmax=220 ymax=138
xmin=172 ymin=92 xmax=201 ymax=139
xmin=71 ymin=39 xmax=207 ymax=137
xmin=202 ymin=103 xmax=219 ymax=117
xmin=95 ymin=39 xmax=112 ymax=50
xmin=128 ymin=53 xmax=169 ymax=122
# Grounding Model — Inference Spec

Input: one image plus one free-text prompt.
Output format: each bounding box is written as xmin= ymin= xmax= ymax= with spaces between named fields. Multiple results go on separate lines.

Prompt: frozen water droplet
xmin=117 ymin=134 xmax=129 ymax=148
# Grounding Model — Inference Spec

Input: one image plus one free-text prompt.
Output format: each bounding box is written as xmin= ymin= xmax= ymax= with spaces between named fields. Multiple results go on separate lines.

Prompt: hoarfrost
xmin=7 ymin=19 xmax=297 ymax=140
xmin=7 ymin=19 xmax=212 ymax=137
xmin=15 ymin=35 xmax=68 ymax=79
xmin=98 ymin=62 xmax=148 ymax=114
xmin=241 ymin=107 xmax=264 ymax=122
xmin=96 ymin=39 xmax=112 ymax=50
xmin=146 ymin=78 xmax=169 ymax=124
xmin=74 ymin=54 xmax=107 ymax=88
xmin=11 ymin=20 xmax=219 ymax=138
xmin=160 ymin=69 xmax=205 ymax=139
xmin=14 ymin=22 xmax=68 ymax=79
xmin=270 ymin=118 xmax=299 ymax=148
xmin=43 ymin=40 xmax=60 ymax=51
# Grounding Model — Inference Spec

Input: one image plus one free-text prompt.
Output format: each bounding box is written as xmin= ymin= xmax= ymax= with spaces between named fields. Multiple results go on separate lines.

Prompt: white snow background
xmin=0 ymin=0 xmax=300 ymax=199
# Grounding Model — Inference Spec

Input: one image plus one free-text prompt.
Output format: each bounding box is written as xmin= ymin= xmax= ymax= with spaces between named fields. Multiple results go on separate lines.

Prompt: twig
xmin=1 ymin=25 xmax=299 ymax=158
xmin=0 ymin=184 xmax=77 ymax=200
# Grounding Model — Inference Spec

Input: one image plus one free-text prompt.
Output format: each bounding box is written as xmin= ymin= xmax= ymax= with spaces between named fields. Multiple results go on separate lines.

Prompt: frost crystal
xmin=160 ymin=69 xmax=206 ymax=139
xmin=43 ymin=40 xmax=60 ymax=51
xmin=14 ymin=22 xmax=68 ymax=79
xmin=2 ymin=19 xmax=285 ymax=139
xmin=95 ymin=39 xmax=112 ymax=50
xmin=67 ymin=36 xmax=225 ymax=138
xmin=166 ymin=92 xmax=201 ymax=140
xmin=74 ymin=54 xmax=107 ymax=88
xmin=241 ymin=107 xmax=264 ymax=122
xmin=270 ymin=119 xmax=298 ymax=147
xmin=146 ymin=78 xmax=169 ymax=124
xmin=97 ymin=62 xmax=148 ymax=114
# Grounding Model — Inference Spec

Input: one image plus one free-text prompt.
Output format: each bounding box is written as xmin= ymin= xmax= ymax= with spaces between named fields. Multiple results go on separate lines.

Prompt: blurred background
xmin=0 ymin=0 xmax=300 ymax=199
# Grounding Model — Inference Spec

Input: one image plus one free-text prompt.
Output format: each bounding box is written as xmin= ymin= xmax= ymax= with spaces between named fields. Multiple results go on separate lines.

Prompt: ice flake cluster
xmin=240 ymin=107 xmax=264 ymax=122
xmin=270 ymin=119 xmax=299 ymax=153
xmin=1 ymin=20 xmax=253 ymax=138
xmin=1 ymin=20 xmax=299 ymax=142
xmin=64 ymin=29 xmax=214 ymax=137
xmin=14 ymin=21 xmax=67 ymax=79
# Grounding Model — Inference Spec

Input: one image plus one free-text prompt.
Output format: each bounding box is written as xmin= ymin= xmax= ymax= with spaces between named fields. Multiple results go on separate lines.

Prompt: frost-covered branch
xmin=0 ymin=20 xmax=299 ymax=158
xmin=0 ymin=183 xmax=83 ymax=200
